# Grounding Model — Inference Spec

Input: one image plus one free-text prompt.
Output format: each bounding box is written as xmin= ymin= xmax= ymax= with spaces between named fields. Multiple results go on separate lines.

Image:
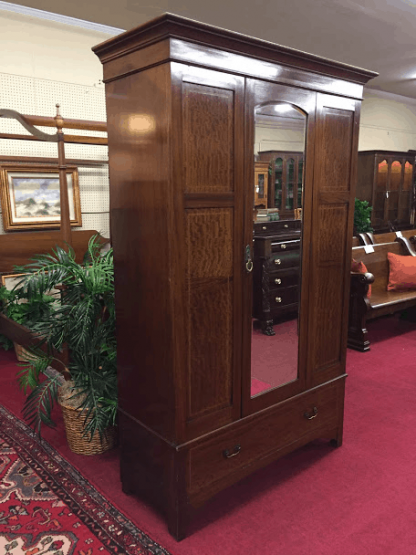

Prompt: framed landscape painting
xmin=0 ymin=164 xmax=82 ymax=231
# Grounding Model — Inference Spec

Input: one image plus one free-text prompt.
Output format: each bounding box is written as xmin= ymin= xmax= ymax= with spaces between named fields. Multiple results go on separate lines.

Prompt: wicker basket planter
xmin=59 ymin=396 xmax=117 ymax=456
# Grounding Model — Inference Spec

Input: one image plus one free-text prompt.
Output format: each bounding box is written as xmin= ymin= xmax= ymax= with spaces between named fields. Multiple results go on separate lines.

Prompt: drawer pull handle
xmin=281 ymin=244 xmax=287 ymax=249
xmin=274 ymin=259 xmax=281 ymax=265
xmin=275 ymin=297 xmax=282 ymax=303
xmin=274 ymin=278 xmax=282 ymax=285
xmin=262 ymin=226 xmax=267 ymax=230
xmin=223 ymin=444 xmax=241 ymax=459
xmin=304 ymin=407 xmax=318 ymax=420
xmin=284 ymin=224 xmax=289 ymax=228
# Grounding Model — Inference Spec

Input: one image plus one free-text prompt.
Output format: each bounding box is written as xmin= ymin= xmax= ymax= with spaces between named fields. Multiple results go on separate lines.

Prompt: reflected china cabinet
xmin=254 ymin=161 xmax=269 ymax=207
xmin=356 ymin=150 xmax=416 ymax=231
xmin=257 ymin=151 xmax=304 ymax=218
xmin=94 ymin=14 xmax=376 ymax=540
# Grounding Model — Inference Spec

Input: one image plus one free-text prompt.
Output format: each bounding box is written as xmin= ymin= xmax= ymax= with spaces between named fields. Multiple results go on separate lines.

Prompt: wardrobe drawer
xmin=269 ymin=285 xmax=298 ymax=307
xmin=269 ymin=251 xmax=300 ymax=270
xmin=269 ymin=268 xmax=299 ymax=288
xmin=254 ymin=220 xmax=301 ymax=235
xmin=188 ymin=381 xmax=340 ymax=494
xmin=271 ymin=239 xmax=300 ymax=253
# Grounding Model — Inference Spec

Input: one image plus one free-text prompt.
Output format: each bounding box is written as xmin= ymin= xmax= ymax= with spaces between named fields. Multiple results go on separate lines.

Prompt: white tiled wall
xmin=0 ymin=72 xmax=110 ymax=238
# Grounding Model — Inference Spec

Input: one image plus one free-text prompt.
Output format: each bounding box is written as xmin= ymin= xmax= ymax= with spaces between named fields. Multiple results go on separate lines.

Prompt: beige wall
xmin=359 ymin=89 xmax=416 ymax=152
xmin=255 ymin=126 xmax=305 ymax=154
xmin=0 ymin=10 xmax=112 ymax=86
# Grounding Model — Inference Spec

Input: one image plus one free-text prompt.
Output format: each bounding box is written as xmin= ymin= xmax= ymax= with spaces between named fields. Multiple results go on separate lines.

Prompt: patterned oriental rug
xmin=0 ymin=405 xmax=171 ymax=555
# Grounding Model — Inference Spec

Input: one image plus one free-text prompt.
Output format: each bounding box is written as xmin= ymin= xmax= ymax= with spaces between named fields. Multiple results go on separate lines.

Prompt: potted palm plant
xmin=14 ymin=236 xmax=117 ymax=455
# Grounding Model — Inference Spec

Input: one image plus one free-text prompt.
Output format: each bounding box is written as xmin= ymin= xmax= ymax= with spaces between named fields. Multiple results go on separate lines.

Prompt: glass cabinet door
xmin=374 ymin=159 xmax=388 ymax=227
xmin=297 ymin=158 xmax=304 ymax=209
xmin=399 ymin=160 xmax=413 ymax=225
xmin=388 ymin=160 xmax=402 ymax=225
xmin=285 ymin=158 xmax=295 ymax=211
xmin=243 ymin=79 xmax=316 ymax=416
xmin=274 ymin=158 xmax=283 ymax=209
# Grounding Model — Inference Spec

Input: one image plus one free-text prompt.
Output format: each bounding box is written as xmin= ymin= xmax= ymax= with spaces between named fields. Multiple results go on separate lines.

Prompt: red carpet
xmin=1 ymin=314 xmax=416 ymax=555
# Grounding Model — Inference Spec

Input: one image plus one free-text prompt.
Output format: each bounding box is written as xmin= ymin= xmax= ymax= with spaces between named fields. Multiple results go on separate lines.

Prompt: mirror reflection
xmin=251 ymin=102 xmax=306 ymax=397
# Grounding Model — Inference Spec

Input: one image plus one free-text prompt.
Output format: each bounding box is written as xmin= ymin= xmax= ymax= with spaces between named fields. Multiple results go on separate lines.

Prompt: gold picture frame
xmin=1 ymin=273 xmax=26 ymax=290
xmin=0 ymin=163 xmax=82 ymax=231
xmin=1 ymin=272 xmax=61 ymax=301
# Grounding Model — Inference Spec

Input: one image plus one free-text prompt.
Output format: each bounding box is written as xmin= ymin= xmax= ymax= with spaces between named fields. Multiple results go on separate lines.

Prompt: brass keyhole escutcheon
xmin=274 ymin=259 xmax=281 ymax=265
xmin=245 ymin=245 xmax=253 ymax=273
xmin=275 ymin=278 xmax=281 ymax=285
xmin=275 ymin=297 xmax=282 ymax=303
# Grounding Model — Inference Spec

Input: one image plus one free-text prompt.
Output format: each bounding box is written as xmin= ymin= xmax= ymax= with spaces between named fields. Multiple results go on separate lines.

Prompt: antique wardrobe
xmin=94 ymin=15 xmax=376 ymax=540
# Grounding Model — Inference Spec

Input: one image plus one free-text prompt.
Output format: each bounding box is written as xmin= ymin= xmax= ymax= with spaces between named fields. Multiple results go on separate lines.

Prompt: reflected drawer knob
xmin=274 ymin=278 xmax=282 ymax=285
xmin=304 ymin=407 xmax=318 ymax=420
xmin=262 ymin=226 xmax=267 ymax=230
xmin=274 ymin=259 xmax=281 ymax=265
xmin=223 ymin=444 xmax=241 ymax=459
xmin=275 ymin=297 xmax=282 ymax=303
xmin=281 ymin=244 xmax=287 ymax=249
xmin=284 ymin=224 xmax=289 ymax=228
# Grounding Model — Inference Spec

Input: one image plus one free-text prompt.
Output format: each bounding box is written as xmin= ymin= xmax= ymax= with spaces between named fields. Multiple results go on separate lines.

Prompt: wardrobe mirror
xmin=251 ymin=102 xmax=306 ymax=397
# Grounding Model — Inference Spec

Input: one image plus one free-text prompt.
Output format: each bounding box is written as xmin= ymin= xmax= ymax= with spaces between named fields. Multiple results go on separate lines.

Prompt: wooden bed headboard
xmin=0 ymin=229 xmax=109 ymax=274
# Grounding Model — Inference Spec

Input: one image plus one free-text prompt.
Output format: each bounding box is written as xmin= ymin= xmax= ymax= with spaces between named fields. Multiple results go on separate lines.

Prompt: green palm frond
xmin=17 ymin=349 xmax=52 ymax=393
xmin=22 ymin=374 xmax=61 ymax=435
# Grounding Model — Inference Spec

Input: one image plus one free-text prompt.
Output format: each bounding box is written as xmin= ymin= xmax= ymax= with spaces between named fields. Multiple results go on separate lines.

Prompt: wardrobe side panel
xmin=105 ymin=64 xmax=177 ymax=440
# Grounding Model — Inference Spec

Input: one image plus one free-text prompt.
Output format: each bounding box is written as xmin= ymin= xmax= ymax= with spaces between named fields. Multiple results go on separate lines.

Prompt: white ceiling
xmin=6 ymin=0 xmax=416 ymax=99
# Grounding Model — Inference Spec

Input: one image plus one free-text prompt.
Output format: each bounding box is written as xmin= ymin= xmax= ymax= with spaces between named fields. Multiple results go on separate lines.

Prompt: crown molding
xmin=0 ymin=0 xmax=124 ymax=35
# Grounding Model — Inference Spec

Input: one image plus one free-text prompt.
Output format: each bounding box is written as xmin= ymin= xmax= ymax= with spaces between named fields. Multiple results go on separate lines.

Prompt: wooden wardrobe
xmin=94 ymin=14 xmax=376 ymax=540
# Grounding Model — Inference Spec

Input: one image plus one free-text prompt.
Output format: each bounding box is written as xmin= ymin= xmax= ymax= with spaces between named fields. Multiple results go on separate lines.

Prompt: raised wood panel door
xmin=171 ymin=64 xmax=245 ymax=440
xmin=242 ymin=79 xmax=316 ymax=416
xmin=308 ymin=93 xmax=360 ymax=388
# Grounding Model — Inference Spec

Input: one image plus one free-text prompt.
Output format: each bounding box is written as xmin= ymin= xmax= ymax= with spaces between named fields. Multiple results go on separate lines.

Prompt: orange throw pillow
xmin=387 ymin=253 xmax=416 ymax=291
xmin=351 ymin=259 xmax=372 ymax=298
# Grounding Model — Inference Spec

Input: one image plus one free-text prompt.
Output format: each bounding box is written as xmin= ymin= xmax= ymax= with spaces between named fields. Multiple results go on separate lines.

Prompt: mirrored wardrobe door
xmin=242 ymin=80 xmax=317 ymax=416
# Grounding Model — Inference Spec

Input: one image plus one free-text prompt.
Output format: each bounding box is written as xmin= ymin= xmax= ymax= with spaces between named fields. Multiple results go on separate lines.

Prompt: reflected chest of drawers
xmin=253 ymin=220 xmax=301 ymax=335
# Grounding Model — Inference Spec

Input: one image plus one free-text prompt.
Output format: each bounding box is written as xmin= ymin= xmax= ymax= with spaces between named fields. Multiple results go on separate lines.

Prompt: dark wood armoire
xmin=93 ymin=15 xmax=376 ymax=540
xmin=356 ymin=150 xmax=416 ymax=231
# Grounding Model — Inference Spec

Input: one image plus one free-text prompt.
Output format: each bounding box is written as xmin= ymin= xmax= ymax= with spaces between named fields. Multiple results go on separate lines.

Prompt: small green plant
xmin=0 ymin=285 xmax=55 ymax=327
xmin=0 ymin=286 xmax=54 ymax=351
xmin=354 ymin=198 xmax=373 ymax=233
